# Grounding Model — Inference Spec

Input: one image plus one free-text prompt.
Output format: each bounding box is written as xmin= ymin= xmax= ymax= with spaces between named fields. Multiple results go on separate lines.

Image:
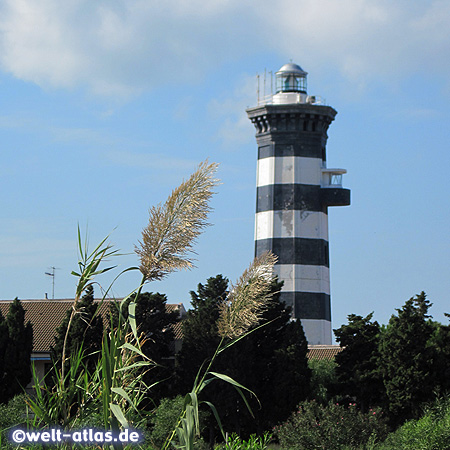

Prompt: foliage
xmin=27 ymin=160 xmax=219 ymax=438
xmin=164 ymin=252 xmax=278 ymax=450
xmin=149 ymin=395 xmax=209 ymax=450
xmin=216 ymin=432 xmax=272 ymax=450
xmin=372 ymin=397 xmax=450 ymax=450
xmin=220 ymin=282 xmax=310 ymax=436
xmin=51 ymin=284 xmax=103 ymax=373
xmin=429 ymin=320 xmax=450 ymax=394
xmin=308 ymin=358 xmax=338 ymax=405
xmin=0 ymin=394 xmax=29 ymax=449
xmin=334 ymin=313 xmax=384 ymax=411
xmin=176 ymin=275 xmax=228 ymax=394
xmin=177 ymin=277 xmax=310 ymax=439
xmin=0 ymin=299 xmax=33 ymax=404
xmin=275 ymin=400 xmax=388 ymax=450
xmin=110 ymin=291 xmax=180 ymax=402
xmin=379 ymin=292 xmax=436 ymax=425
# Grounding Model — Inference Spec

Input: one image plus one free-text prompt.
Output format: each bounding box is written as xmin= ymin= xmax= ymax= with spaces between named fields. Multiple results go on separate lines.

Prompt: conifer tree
xmin=51 ymin=285 xmax=103 ymax=373
xmin=379 ymin=292 xmax=436 ymax=425
xmin=0 ymin=311 xmax=8 ymax=393
xmin=175 ymin=274 xmax=228 ymax=394
xmin=0 ymin=299 xmax=33 ymax=403
xmin=334 ymin=313 xmax=385 ymax=411
xmin=218 ymin=280 xmax=310 ymax=435
xmin=176 ymin=275 xmax=311 ymax=437
xmin=110 ymin=291 xmax=180 ymax=401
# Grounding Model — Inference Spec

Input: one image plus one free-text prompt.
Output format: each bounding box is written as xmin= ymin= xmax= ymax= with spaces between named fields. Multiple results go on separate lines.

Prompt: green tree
xmin=221 ymin=281 xmax=310 ymax=435
xmin=0 ymin=311 xmax=8 ymax=396
xmin=308 ymin=358 xmax=338 ymax=405
xmin=51 ymin=285 xmax=103 ymax=373
xmin=430 ymin=317 xmax=450 ymax=394
xmin=379 ymin=292 xmax=436 ymax=425
xmin=111 ymin=292 xmax=180 ymax=401
xmin=0 ymin=299 xmax=33 ymax=404
xmin=175 ymin=274 xmax=228 ymax=395
xmin=176 ymin=276 xmax=311 ymax=438
xmin=334 ymin=313 xmax=385 ymax=411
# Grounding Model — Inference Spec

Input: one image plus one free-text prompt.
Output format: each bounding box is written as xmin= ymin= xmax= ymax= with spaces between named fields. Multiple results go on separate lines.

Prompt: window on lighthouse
xmin=284 ymin=75 xmax=299 ymax=91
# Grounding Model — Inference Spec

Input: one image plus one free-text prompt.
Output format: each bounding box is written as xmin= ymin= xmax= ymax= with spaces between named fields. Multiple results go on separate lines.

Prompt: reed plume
xmin=136 ymin=160 xmax=219 ymax=282
xmin=217 ymin=251 xmax=278 ymax=340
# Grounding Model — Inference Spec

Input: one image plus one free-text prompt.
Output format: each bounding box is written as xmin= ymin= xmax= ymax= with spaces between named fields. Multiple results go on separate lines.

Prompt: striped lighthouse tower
xmin=246 ymin=63 xmax=350 ymax=345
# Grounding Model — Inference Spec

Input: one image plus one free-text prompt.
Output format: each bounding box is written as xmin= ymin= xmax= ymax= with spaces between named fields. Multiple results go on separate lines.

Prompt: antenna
xmin=45 ymin=266 xmax=60 ymax=299
xmin=257 ymin=74 xmax=260 ymax=104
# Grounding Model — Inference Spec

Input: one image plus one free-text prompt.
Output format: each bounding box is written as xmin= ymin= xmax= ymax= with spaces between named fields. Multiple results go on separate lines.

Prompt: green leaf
xmin=110 ymin=403 xmax=129 ymax=428
xmin=120 ymin=342 xmax=148 ymax=360
xmin=202 ymin=400 xmax=226 ymax=441
xmin=111 ymin=387 xmax=138 ymax=412
xmin=209 ymin=371 xmax=257 ymax=416
xmin=128 ymin=301 xmax=138 ymax=340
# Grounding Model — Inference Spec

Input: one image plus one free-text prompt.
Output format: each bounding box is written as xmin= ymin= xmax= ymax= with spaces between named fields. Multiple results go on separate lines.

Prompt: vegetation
xmin=2 ymin=160 xmax=450 ymax=449
xmin=379 ymin=292 xmax=436 ymax=425
xmin=176 ymin=277 xmax=310 ymax=440
xmin=275 ymin=400 xmax=388 ymax=450
xmin=51 ymin=284 xmax=103 ymax=373
xmin=0 ymin=299 xmax=33 ymax=404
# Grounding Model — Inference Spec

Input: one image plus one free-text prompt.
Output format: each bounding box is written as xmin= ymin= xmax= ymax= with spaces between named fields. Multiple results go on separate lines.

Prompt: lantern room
xmin=276 ymin=63 xmax=308 ymax=93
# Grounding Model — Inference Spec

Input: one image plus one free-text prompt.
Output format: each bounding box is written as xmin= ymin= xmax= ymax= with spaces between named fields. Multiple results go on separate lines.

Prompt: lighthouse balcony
xmin=321 ymin=168 xmax=350 ymax=207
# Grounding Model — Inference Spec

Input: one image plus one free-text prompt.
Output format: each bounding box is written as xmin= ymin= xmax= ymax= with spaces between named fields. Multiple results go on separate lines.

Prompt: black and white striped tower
xmin=246 ymin=63 xmax=350 ymax=344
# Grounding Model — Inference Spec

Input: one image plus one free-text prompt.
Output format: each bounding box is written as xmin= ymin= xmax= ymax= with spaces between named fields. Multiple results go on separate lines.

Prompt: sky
xmin=1 ymin=0 xmax=449 ymax=338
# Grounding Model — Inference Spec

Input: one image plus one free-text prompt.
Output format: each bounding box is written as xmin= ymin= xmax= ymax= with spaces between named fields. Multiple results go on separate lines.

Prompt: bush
xmin=308 ymin=358 xmax=338 ymax=404
xmin=149 ymin=395 xmax=209 ymax=450
xmin=373 ymin=397 xmax=450 ymax=450
xmin=275 ymin=400 xmax=388 ymax=450
xmin=216 ymin=433 xmax=272 ymax=450
xmin=0 ymin=394 xmax=28 ymax=449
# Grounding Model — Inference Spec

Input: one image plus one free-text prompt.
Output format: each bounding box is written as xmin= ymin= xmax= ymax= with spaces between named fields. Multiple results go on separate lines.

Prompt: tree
xmin=51 ymin=285 xmax=103 ymax=373
xmin=379 ymin=292 xmax=436 ymax=425
xmin=334 ymin=313 xmax=385 ymax=411
xmin=176 ymin=275 xmax=311 ymax=438
xmin=0 ymin=298 xmax=33 ymax=403
xmin=110 ymin=291 xmax=180 ymax=401
xmin=175 ymin=274 xmax=228 ymax=395
xmin=0 ymin=311 xmax=8 ymax=394
xmin=430 ymin=317 xmax=450 ymax=394
xmin=218 ymin=280 xmax=310 ymax=435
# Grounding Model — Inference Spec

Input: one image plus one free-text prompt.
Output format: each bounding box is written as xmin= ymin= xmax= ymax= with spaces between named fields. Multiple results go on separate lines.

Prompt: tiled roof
xmin=0 ymin=299 xmax=185 ymax=354
xmin=308 ymin=345 xmax=342 ymax=360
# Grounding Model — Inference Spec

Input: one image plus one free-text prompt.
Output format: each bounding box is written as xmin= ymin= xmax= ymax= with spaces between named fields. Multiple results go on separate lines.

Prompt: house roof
xmin=308 ymin=345 xmax=342 ymax=360
xmin=0 ymin=299 xmax=186 ymax=354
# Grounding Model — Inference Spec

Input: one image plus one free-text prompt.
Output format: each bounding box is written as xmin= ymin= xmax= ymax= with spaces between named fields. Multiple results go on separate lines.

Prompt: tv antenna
xmin=45 ymin=266 xmax=60 ymax=299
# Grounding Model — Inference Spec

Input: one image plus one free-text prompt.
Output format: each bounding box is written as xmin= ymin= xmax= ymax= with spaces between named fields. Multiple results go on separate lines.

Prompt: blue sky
xmin=1 ymin=0 xmax=449 ymax=336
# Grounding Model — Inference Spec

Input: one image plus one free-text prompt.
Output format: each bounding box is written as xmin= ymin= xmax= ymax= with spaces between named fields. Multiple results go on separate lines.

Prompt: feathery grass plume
xmin=217 ymin=251 xmax=278 ymax=340
xmin=136 ymin=160 xmax=219 ymax=282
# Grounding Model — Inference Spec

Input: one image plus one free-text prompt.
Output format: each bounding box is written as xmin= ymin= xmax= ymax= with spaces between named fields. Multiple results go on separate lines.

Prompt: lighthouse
xmin=246 ymin=63 xmax=350 ymax=345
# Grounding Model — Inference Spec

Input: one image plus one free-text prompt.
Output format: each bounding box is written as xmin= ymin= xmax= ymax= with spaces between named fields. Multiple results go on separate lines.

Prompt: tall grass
xmin=25 ymin=160 xmax=278 ymax=450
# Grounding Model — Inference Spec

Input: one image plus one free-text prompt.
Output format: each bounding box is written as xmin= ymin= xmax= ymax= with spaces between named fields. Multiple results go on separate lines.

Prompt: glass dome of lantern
xmin=275 ymin=63 xmax=308 ymax=94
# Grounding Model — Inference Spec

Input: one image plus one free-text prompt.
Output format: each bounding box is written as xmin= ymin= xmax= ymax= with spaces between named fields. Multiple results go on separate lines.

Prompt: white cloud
xmin=208 ymin=74 xmax=255 ymax=147
xmin=0 ymin=0 xmax=449 ymax=96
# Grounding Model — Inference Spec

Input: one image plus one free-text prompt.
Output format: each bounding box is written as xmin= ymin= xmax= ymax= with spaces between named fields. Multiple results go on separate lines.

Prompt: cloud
xmin=0 ymin=0 xmax=449 ymax=97
xmin=208 ymin=74 xmax=256 ymax=147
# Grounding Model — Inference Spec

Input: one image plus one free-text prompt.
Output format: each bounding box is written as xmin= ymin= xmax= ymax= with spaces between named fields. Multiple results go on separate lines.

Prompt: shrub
xmin=374 ymin=397 xmax=450 ymax=450
xmin=216 ymin=432 xmax=272 ymax=450
xmin=149 ymin=396 xmax=209 ymax=449
xmin=308 ymin=358 xmax=338 ymax=405
xmin=0 ymin=394 xmax=28 ymax=449
xmin=275 ymin=400 xmax=388 ymax=450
